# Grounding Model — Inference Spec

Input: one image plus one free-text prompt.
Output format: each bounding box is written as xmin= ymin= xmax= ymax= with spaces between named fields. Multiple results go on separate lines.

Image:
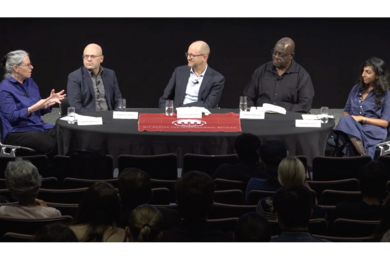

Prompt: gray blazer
xmin=158 ymin=65 xmax=225 ymax=109
xmin=67 ymin=66 xmax=122 ymax=113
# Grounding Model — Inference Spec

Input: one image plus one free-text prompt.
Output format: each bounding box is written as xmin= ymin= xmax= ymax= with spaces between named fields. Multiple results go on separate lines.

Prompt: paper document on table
xmin=60 ymin=113 xmax=103 ymax=125
xmin=176 ymin=107 xmax=211 ymax=115
xmin=262 ymin=103 xmax=286 ymax=115
xmin=302 ymin=114 xmax=335 ymax=120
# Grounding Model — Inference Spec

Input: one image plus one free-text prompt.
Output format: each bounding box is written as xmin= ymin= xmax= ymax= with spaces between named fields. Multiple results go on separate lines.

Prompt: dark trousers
xmin=5 ymin=128 xmax=58 ymax=159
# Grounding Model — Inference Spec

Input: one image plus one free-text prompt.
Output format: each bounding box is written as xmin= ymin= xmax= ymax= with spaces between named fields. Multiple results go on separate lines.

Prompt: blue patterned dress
xmin=334 ymin=84 xmax=390 ymax=158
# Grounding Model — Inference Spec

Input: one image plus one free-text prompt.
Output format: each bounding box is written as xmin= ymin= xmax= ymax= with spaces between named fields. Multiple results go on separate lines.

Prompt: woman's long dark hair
xmin=357 ymin=57 xmax=390 ymax=107
xmin=72 ymin=182 xmax=121 ymax=242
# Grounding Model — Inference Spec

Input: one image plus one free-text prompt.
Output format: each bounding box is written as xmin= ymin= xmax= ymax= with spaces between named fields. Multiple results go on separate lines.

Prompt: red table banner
xmin=138 ymin=113 xmax=242 ymax=132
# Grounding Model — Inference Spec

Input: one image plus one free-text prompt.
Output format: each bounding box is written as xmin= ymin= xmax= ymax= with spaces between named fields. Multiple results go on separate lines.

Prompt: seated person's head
xmin=234 ymin=212 xmax=271 ymax=242
xmin=234 ymin=133 xmax=261 ymax=164
xmin=258 ymin=140 xmax=287 ymax=177
xmin=278 ymin=157 xmax=306 ymax=186
xmin=33 ymin=223 xmax=78 ymax=242
xmin=359 ymin=161 xmax=388 ymax=200
xmin=273 ymin=185 xmax=312 ymax=231
xmin=5 ymin=159 xmax=42 ymax=205
xmin=72 ymin=182 xmax=121 ymax=242
xmin=118 ymin=168 xmax=152 ymax=209
xmin=381 ymin=229 xmax=390 ymax=242
xmin=126 ymin=204 xmax=163 ymax=242
xmin=175 ymin=171 xmax=215 ymax=220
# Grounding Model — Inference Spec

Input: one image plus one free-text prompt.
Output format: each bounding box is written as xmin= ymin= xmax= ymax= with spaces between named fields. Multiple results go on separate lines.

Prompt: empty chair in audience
xmin=330 ymin=161 xmax=388 ymax=225
xmin=234 ymin=212 xmax=271 ymax=242
xmin=212 ymin=133 xmax=266 ymax=182
xmin=161 ymin=171 xmax=233 ymax=242
xmin=0 ymin=159 xmax=61 ymax=218
xmin=271 ymin=185 xmax=329 ymax=242
xmin=32 ymin=223 xmax=78 ymax=242
xmin=256 ymin=157 xmax=325 ymax=220
xmin=118 ymin=168 xmax=181 ymax=230
xmin=69 ymin=182 xmax=124 ymax=242
xmin=245 ymin=140 xmax=287 ymax=202
xmin=125 ymin=204 xmax=163 ymax=242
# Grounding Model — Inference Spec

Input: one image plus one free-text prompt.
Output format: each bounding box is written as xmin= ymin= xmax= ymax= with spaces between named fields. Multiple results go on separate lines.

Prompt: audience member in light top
xmin=0 ymin=159 xmax=61 ymax=218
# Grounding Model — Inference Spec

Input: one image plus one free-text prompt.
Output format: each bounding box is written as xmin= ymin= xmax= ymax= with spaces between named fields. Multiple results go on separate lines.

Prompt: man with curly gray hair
xmin=0 ymin=159 xmax=61 ymax=218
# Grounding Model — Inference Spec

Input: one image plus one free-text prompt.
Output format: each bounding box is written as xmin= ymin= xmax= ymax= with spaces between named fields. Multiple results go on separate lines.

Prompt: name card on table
xmin=295 ymin=120 xmax=321 ymax=128
xmin=240 ymin=110 xmax=265 ymax=119
xmin=113 ymin=111 xmax=139 ymax=119
xmin=77 ymin=116 xmax=103 ymax=126
xmin=177 ymin=110 xmax=202 ymax=119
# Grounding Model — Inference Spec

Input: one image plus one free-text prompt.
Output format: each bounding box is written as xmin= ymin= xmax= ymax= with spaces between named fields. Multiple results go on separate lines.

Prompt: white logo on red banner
xmin=172 ymin=119 xmax=207 ymax=127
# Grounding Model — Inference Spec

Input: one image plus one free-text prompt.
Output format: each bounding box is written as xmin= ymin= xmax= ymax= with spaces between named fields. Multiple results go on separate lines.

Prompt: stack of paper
xmin=60 ymin=113 xmax=103 ymax=125
xmin=301 ymin=114 xmax=335 ymax=120
xmin=176 ymin=107 xmax=211 ymax=115
xmin=250 ymin=103 xmax=286 ymax=115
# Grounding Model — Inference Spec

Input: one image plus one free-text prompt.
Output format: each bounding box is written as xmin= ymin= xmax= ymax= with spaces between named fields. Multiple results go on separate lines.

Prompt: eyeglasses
xmin=271 ymin=49 xmax=291 ymax=59
xmin=82 ymin=55 xmax=102 ymax=59
xmin=185 ymin=52 xmax=204 ymax=59
xmin=19 ymin=63 xmax=33 ymax=68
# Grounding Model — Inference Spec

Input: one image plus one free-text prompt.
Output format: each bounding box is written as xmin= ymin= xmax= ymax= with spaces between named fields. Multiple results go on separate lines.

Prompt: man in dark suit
xmin=158 ymin=41 xmax=225 ymax=109
xmin=67 ymin=43 xmax=122 ymax=113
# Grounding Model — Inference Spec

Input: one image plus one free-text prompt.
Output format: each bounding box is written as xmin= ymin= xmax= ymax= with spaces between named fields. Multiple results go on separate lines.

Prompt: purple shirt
xmin=0 ymin=77 xmax=53 ymax=141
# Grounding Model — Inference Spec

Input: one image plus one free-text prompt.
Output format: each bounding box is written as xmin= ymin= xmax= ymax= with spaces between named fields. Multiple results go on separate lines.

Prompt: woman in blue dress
xmin=334 ymin=57 xmax=390 ymax=158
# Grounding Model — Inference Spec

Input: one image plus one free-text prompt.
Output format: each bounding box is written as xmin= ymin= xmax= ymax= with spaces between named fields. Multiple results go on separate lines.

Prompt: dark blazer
xmin=158 ymin=65 xmax=225 ymax=109
xmin=67 ymin=66 xmax=122 ymax=113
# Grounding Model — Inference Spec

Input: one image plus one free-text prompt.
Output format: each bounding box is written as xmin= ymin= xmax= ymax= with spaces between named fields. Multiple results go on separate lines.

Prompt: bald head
xmin=275 ymin=37 xmax=295 ymax=54
xmin=190 ymin=41 xmax=210 ymax=56
xmin=84 ymin=43 xmax=103 ymax=55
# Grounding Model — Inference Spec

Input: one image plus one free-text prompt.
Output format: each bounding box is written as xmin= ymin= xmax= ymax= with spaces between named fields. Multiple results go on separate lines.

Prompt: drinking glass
xmin=165 ymin=100 xmax=174 ymax=116
xmin=67 ymin=107 xmax=76 ymax=124
xmin=320 ymin=106 xmax=329 ymax=124
xmin=240 ymin=96 xmax=248 ymax=112
xmin=118 ymin=98 xmax=126 ymax=111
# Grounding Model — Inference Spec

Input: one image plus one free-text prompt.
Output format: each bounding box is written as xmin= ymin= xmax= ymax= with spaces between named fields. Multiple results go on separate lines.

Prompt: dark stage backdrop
xmin=1 ymin=18 xmax=390 ymax=109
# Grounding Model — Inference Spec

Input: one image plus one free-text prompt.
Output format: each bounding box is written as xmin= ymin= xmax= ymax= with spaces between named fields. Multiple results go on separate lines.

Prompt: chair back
xmin=208 ymin=202 xmax=256 ymax=219
xmin=307 ymin=178 xmax=359 ymax=204
xmin=377 ymin=155 xmax=390 ymax=180
xmin=0 ymin=216 xmax=73 ymax=241
xmin=207 ymin=218 xmax=239 ymax=232
xmin=214 ymin=178 xmax=247 ymax=193
xmin=37 ymin=188 xmax=88 ymax=204
xmin=0 ymin=155 xmax=49 ymax=178
xmin=332 ymin=218 xmax=380 ymax=237
xmin=268 ymin=218 xmax=328 ymax=236
xmin=149 ymin=187 xmax=171 ymax=205
xmin=182 ymin=154 xmax=240 ymax=176
xmin=118 ymin=154 xmax=177 ymax=180
xmin=52 ymin=153 xmax=114 ymax=181
xmin=214 ymin=190 xmax=244 ymax=205
xmin=151 ymin=179 xmax=176 ymax=203
xmin=3 ymin=232 xmax=34 ymax=242
xmin=46 ymin=202 xmax=79 ymax=218
xmin=312 ymin=156 xmax=372 ymax=181
xmin=62 ymin=177 xmax=118 ymax=189
xmin=321 ymin=190 xmax=362 ymax=206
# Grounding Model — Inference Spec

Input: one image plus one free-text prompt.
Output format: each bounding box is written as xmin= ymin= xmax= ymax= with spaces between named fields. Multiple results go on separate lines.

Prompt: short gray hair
xmin=5 ymin=159 xmax=42 ymax=203
xmin=1 ymin=50 xmax=29 ymax=79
